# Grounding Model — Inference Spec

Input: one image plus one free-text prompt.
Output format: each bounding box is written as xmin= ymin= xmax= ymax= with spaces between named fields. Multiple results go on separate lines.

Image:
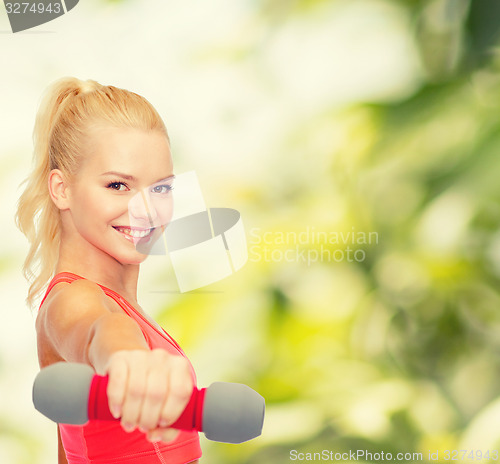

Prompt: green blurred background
xmin=3 ymin=0 xmax=500 ymax=462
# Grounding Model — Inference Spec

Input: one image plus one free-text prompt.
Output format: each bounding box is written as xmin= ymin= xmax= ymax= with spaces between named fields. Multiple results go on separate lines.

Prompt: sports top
xmin=38 ymin=272 xmax=202 ymax=464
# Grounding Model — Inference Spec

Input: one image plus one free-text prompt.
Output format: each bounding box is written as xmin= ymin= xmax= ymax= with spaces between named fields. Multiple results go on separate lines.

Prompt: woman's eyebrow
xmin=100 ymin=171 xmax=174 ymax=183
xmin=100 ymin=171 xmax=136 ymax=181
xmin=154 ymin=175 xmax=176 ymax=183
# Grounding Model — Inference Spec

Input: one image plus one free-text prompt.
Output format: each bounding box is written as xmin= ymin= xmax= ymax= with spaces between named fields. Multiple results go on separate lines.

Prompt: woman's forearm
xmin=87 ymin=313 xmax=150 ymax=375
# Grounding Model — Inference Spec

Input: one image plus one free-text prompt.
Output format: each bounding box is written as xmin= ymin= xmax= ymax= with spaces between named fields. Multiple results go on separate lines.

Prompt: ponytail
xmin=15 ymin=77 xmax=167 ymax=309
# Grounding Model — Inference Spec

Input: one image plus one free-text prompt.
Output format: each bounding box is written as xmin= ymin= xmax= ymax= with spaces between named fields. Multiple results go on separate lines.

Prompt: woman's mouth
xmin=113 ymin=226 xmax=154 ymax=239
xmin=113 ymin=226 xmax=155 ymax=245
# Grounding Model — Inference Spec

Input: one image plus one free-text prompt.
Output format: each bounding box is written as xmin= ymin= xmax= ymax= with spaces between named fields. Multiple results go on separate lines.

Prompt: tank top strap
xmin=99 ymin=285 xmax=185 ymax=355
xmin=39 ymin=272 xmax=131 ymax=318
xmin=38 ymin=272 xmax=85 ymax=310
xmin=38 ymin=271 xmax=185 ymax=356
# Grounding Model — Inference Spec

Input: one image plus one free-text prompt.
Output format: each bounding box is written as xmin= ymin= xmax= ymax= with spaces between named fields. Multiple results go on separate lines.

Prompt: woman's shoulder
xmin=41 ymin=278 xmax=108 ymax=312
xmin=37 ymin=278 xmax=121 ymax=332
xmin=36 ymin=279 xmax=114 ymax=368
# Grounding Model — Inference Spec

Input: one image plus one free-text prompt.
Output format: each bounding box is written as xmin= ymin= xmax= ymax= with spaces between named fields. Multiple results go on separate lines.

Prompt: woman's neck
xmin=55 ymin=241 xmax=140 ymax=304
xmin=55 ymin=263 xmax=140 ymax=304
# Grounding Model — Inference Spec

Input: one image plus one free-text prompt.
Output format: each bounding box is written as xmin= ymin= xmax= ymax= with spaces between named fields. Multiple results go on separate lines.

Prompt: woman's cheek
xmin=154 ymin=197 xmax=174 ymax=226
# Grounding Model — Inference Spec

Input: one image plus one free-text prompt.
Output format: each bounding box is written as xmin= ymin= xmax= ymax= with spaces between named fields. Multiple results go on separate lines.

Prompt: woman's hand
xmin=36 ymin=281 xmax=191 ymax=443
xmin=105 ymin=348 xmax=194 ymax=443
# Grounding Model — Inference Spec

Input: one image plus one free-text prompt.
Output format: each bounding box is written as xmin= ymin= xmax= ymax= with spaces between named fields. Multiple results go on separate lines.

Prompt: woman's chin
xmin=113 ymin=248 xmax=149 ymax=266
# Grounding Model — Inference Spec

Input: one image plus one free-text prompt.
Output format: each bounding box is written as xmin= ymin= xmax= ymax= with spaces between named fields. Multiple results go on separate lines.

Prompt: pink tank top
xmin=38 ymin=272 xmax=202 ymax=464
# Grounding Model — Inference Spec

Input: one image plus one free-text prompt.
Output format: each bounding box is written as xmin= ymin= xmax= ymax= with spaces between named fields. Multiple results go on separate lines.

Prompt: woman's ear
xmin=48 ymin=169 xmax=71 ymax=210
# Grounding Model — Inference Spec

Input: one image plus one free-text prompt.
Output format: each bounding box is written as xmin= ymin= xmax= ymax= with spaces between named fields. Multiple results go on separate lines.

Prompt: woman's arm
xmin=37 ymin=279 xmax=150 ymax=369
xmin=37 ymin=279 xmax=193 ymax=443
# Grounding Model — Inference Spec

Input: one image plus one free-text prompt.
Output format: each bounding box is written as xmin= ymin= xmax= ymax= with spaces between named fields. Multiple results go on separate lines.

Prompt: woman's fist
xmin=105 ymin=349 xmax=194 ymax=442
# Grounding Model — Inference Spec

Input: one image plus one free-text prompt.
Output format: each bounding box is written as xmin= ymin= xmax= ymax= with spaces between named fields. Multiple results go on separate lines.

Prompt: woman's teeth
xmin=114 ymin=227 xmax=152 ymax=238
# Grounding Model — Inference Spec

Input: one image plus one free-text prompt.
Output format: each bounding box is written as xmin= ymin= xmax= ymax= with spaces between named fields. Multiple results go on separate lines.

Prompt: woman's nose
xmin=128 ymin=189 xmax=159 ymax=225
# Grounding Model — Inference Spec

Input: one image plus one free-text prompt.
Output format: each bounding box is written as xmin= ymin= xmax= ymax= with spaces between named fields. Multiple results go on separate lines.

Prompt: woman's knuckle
xmin=107 ymin=389 xmax=119 ymax=404
xmin=159 ymin=408 xmax=176 ymax=424
xmin=109 ymin=370 xmax=125 ymax=385
xmin=177 ymin=381 xmax=193 ymax=399
xmin=128 ymin=385 xmax=144 ymax=400
xmin=173 ymin=354 xmax=188 ymax=366
xmin=171 ymin=355 xmax=188 ymax=373
xmin=154 ymin=349 xmax=171 ymax=364
xmin=139 ymin=418 xmax=155 ymax=431
xmin=107 ymin=381 xmax=124 ymax=400
xmin=148 ymin=389 xmax=165 ymax=404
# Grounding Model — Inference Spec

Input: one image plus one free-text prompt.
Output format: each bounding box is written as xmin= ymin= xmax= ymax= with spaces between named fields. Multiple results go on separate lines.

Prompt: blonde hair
xmin=15 ymin=77 xmax=168 ymax=309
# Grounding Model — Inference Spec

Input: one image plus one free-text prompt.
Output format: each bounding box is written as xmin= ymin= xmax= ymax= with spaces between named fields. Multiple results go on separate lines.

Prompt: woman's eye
xmin=107 ymin=181 xmax=128 ymax=191
xmin=152 ymin=184 xmax=174 ymax=194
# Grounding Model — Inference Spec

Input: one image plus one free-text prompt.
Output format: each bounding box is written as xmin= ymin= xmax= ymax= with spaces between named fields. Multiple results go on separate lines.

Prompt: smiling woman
xmin=51 ymin=125 xmax=175 ymax=267
xmin=15 ymin=77 xmax=201 ymax=464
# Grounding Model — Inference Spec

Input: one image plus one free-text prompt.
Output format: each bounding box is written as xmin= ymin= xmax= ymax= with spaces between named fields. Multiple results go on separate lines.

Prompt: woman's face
xmin=66 ymin=125 xmax=174 ymax=265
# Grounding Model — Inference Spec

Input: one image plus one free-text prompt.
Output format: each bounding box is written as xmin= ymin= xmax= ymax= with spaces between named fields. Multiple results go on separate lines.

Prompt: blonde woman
xmin=16 ymin=77 xmax=201 ymax=464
